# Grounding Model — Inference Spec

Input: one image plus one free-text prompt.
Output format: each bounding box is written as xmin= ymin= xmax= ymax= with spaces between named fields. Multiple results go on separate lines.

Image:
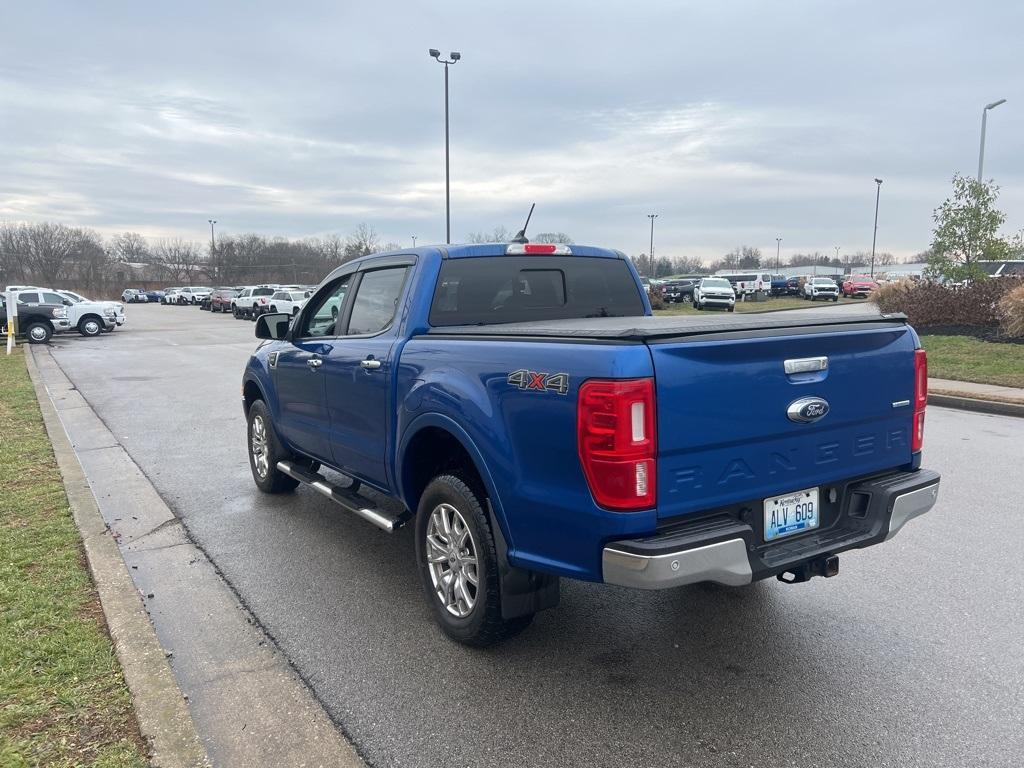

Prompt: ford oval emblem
xmin=787 ymin=396 xmax=830 ymax=424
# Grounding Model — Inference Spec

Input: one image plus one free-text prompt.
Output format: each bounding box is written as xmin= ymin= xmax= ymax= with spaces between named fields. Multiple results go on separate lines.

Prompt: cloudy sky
xmin=1 ymin=0 xmax=1021 ymax=263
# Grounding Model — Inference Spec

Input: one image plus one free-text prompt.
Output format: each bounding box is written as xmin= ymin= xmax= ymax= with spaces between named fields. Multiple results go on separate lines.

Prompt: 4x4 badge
xmin=507 ymin=370 xmax=569 ymax=395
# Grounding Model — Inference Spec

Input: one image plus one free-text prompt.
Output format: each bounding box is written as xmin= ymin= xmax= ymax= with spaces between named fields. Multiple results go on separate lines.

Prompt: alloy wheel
xmin=250 ymin=415 xmax=270 ymax=479
xmin=425 ymin=503 xmax=479 ymax=618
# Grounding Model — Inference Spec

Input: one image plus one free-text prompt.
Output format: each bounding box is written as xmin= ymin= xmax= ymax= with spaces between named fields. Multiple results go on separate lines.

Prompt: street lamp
xmin=870 ymin=179 xmax=882 ymax=278
xmin=411 ymin=235 xmax=417 ymax=248
xmin=834 ymin=245 xmax=841 ymax=263
xmin=775 ymin=237 xmax=781 ymax=271
xmin=208 ymin=219 xmax=217 ymax=253
xmin=647 ymin=214 xmax=658 ymax=276
xmin=429 ymin=49 xmax=461 ymax=244
xmin=977 ymin=98 xmax=1006 ymax=183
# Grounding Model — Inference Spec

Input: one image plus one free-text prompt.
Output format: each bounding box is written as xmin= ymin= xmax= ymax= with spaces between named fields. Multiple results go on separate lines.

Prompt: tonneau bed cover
xmin=427 ymin=306 xmax=907 ymax=341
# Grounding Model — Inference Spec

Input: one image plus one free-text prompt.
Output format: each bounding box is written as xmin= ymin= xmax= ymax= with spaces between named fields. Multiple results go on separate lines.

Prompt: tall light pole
xmin=834 ymin=245 xmax=841 ymax=264
xmin=775 ymin=237 xmax=781 ymax=271
xmin=208 ymin=219 xmax=217 ymax=256
xmin=870 ymin=178 xmax=882 ymax=278
xmin=411 ymin=235 xmax=417 ymax=248
xmin=429 ymin=49 xmax=461 ymax=244
xmin=977 ymin=99 xmax=1007 ymax=183
xmin=647 ymin=214 xmax=658 ymax=276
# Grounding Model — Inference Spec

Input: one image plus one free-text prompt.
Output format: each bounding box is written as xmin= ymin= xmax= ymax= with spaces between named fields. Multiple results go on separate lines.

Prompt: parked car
xmin=803 ymin=277 xmax=840 ymax=302
xmin=177 ymin=286 xmax=212 ymax=305
xmin=56 ymin=290 xmax=126 ymax=333
xmin=692 ymin=277 xmax=736 ymax=311
xmin=661 ymin=279 xmax=698 ymax=304
xmin=232 ymin=286 xmax=278 ymax=319
xmin=145 ymin=290 xmax=165 ymax=302
xmin=241 ymin=242 xmax=940 ymax=646
xmin=122 ymin=288 xmax=148 ymax=303
xmin=162 ymin=288 xmax=181 ymax=304
xmin=0 ymin=293 xmax=71 ymax=343
xmin=14 ymin=289 xmax=119 ymax=337
xmin=770 ymin=275 xmax=788 ymax=296
xmin=267 ymin=289 xmax=311 ymax=316
xmin=785 ymin=276 xmax=802 ymax=295
xmin=842 ymin=275 xmax=879 ymax=298
xmin=210 ymin=288 xmax=239 ymax=313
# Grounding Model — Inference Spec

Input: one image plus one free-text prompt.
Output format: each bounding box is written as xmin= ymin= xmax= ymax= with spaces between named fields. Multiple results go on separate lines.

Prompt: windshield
xmin=702 ymin=278 xmax=732 ymax=289
xmin=60 ymin=292 xmax=84 ymax=303
xmin=430 ymin=256 xmax=644 ymax=327
xmin=812 ymin=278 xmax=835 ymax=285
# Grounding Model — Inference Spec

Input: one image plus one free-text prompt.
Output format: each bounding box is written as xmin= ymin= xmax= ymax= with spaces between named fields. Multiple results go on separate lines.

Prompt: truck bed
xmin=426 ymin=306 xmax=905 ymax=340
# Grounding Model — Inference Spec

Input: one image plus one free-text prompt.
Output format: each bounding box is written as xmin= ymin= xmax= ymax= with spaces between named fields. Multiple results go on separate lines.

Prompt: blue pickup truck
xmin=242 ymin=242 xmax=940 ymax=646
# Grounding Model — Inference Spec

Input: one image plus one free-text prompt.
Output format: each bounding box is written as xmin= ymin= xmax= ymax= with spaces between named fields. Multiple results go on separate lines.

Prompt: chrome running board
xmin=276 ymin=460 xmax=411 ymax=533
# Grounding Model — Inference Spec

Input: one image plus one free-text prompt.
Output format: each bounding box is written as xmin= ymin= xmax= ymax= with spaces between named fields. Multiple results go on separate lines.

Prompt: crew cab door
xmin=271 ymin=275 xmax=352 ymax=463
xmin=323 ymin=262 xmax=412 ymax=488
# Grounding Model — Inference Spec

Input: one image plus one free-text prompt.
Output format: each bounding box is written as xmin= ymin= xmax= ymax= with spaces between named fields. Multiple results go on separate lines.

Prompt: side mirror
xmin=255 ymin=312 xmax=290 ymax=340
xmin=63 ymin=299 xmax=73 ymax=305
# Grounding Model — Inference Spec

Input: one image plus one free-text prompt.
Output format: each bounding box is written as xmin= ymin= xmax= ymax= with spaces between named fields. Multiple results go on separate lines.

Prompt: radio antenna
xmin=510 ymin=203 xmax=536 ymax=244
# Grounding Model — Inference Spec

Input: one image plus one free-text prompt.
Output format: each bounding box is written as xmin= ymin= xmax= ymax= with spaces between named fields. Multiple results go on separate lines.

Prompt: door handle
xmin=360 ymin=358 xmax=381 ymax=370
xmin=307 ymin=357 xmax=323 ymax=369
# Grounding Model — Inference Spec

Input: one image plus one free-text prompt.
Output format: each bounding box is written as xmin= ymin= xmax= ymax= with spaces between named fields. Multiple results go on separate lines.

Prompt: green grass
xmin=920 ymin=334 xmax=1024 ymax=389
xmin=0 ymin=348 xmax=148 ymax=767
xmin=654 ymin=295 xmax=854 ymax=315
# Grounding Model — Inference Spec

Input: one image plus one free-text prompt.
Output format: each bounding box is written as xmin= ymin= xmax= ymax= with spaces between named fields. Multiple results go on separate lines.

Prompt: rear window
xmin=253 ymin=288 xmax=275 ymax=297
xmin=429 ymin=256 xmax=644 ymax=327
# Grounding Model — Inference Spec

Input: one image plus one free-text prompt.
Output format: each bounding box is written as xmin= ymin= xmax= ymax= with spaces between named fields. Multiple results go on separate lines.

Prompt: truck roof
xmin=344 ymin=243 xmax=624 ymax=267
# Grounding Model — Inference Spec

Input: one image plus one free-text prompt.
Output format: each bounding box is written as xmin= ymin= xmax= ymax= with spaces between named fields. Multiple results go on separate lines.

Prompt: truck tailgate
xmin=652 ymin=323 xmax=917 ymax=520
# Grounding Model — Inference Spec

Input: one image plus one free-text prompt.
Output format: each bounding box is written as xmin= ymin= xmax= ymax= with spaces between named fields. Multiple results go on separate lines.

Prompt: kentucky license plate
xmin=763 ymin=487 xmax=819 ymax=541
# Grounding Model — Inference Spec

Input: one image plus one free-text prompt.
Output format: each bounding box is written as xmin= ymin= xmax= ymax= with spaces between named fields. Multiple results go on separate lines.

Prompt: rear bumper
xmin=602 ymin=468 xmax=940 ymax=589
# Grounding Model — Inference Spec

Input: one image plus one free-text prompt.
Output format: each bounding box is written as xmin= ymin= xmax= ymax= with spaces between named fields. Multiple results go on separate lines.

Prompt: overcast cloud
xmin=1 ymin=0 xmax=1021 ymax=262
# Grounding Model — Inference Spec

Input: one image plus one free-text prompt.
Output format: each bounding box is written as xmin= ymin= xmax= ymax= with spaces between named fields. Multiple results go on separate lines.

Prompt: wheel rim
xmin=29 ymin=326 xmax=47 ymax=341
xmin=250 ymin=415 xmax=269 ymax=479
xmin=84 ymin=320 xmax=99 ymax=335
xmin=425 ymin=503 xmax=479 ymax=618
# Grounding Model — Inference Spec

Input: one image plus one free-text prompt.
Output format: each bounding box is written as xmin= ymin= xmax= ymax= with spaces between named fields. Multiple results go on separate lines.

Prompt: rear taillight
xmin=577 ymin=378 xmax=656 ymax=511
xmin=912 ymin=348 xmax=927 ymax=452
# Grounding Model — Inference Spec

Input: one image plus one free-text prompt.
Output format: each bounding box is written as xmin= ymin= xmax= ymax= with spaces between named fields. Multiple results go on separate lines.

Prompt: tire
xmin=252 ymin=304 xmax=259 ymax=321
xmin=832 ymin=296 xmax=838 ymax=302
xmin=78 ymin=316 xmax=103 ymax=337
xmin=415 ymin=474 xmax=532 ymax=646
xmin=246 ymin=400 xmax=300 ymax=493
xmin=232 ymin=306 xmax=240 ymax=319
xmin=270 ymin=305 xmax=277 ymax=313
xmin=727 ymin=305 xmax=735 ymax=312
xmin=25 ymin=322 xmax=53 ymax=344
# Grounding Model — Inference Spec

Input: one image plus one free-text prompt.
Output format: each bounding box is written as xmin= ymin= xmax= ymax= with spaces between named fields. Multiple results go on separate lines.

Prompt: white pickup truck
xmin=15 ymin=288 xmax=123 ymax=336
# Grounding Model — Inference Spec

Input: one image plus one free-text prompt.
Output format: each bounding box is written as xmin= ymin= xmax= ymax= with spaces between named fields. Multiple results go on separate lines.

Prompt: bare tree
xmin=343 ymin=223 xmax=379 ymax=262
xmin=153 ymin=239 xmax=204 ymax=283
xmin=533 ymin=232 xmax=574 ymax=244
xmin=466 ymin=226 xmax=512 ymax=243
xmin=108 ymin=231 xmax=151 ymax=263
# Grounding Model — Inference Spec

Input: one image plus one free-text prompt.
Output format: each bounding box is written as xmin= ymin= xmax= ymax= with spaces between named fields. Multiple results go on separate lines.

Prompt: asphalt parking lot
xmin=44 ymin=304 xmax=1024 ymax=768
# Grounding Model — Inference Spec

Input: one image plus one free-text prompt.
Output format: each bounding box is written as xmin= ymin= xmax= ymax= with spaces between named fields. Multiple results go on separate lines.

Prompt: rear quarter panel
xmin=396 ymin=337 xmax=657 ymax=579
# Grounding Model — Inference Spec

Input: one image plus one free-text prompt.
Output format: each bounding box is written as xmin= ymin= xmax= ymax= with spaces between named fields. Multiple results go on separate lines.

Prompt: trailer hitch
xmin=777 ymin=555 xmax=839 ymax=584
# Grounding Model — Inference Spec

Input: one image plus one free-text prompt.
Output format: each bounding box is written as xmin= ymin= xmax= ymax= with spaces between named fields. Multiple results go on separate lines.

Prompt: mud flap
xmin=486 ymin=500 xmax=560 ymax=619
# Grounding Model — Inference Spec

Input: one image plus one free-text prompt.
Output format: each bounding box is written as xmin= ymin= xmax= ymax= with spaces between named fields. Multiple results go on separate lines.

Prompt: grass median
xmin=0 ymin=347 xmax=147 ymax=767
xmin=920 ymin=334 xmax=1024 ymax=389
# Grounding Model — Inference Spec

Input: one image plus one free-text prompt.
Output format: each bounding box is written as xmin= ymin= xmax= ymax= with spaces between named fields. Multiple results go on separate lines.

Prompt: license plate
xmin=763 ymin=487 xmax=819 ymax=541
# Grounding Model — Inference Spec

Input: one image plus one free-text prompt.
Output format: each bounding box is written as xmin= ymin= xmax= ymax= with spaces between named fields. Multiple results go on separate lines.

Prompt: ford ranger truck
xmin=242 ymin=243 xmax=940 ymax=646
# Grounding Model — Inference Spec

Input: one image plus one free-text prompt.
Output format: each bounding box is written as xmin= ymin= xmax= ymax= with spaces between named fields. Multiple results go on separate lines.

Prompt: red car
xmin=210 ymin=288 xmax=239 ymax=313
xmin=842 ymin=275 xmax=878 ymax=298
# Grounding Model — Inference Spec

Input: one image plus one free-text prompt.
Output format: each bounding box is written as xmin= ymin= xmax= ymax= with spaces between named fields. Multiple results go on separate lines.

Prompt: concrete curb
xmin=929 ymin=391 xmax=1024 ymax=418
xmin=25 ymin=347 xmax=210 ymax=768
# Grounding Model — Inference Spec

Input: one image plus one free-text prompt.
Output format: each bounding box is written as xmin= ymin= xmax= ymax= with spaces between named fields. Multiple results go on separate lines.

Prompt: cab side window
xmin=19 ymin=292 xmax=39 ymax=303
xmin=346 ymin=267 xmax=409 ymax=336
xmin=42 ymin=292 xmax=65 ymax=304
xmin=298 ymin=276 xmax=351 ymax=338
